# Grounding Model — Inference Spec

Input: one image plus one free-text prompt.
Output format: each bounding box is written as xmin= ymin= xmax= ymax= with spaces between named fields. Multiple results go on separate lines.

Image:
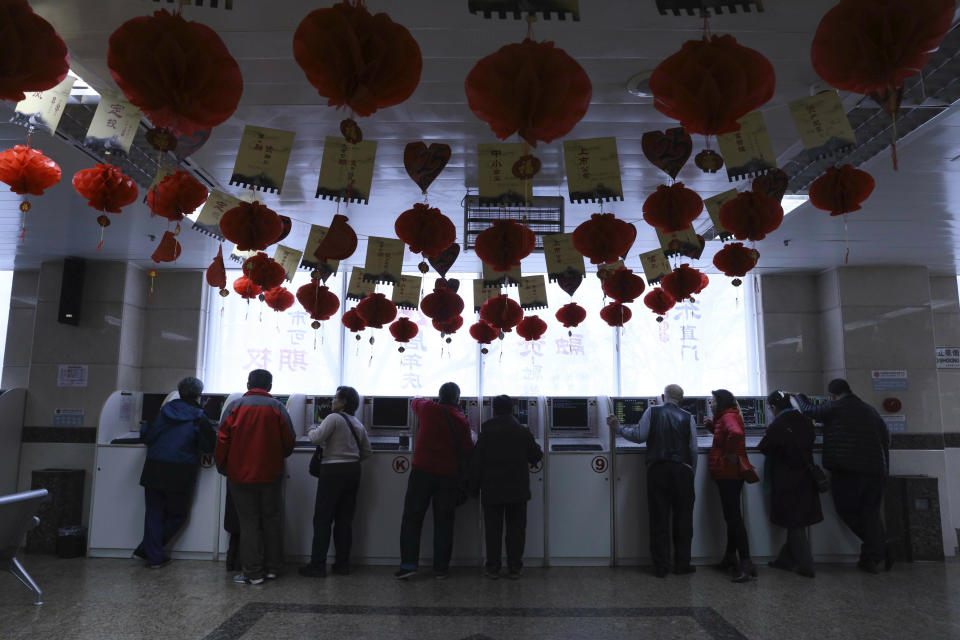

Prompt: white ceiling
xmin=1 ymin=0 xmax=958 ymax=277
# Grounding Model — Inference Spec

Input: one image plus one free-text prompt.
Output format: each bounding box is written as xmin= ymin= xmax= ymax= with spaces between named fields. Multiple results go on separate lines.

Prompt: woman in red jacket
xmin=705 ymin=388 xmax=756 ymax=583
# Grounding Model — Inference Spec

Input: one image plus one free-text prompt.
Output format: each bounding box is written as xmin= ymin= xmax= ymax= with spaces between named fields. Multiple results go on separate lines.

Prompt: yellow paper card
xmin=13 ymin=75 xmax=75 ymax=135
xmin=704 ymin=189 xmax=739 ymax=240
xmin=717 ymin=111 xmax=776 ymax=181
xmin=85 ymin=91 xmax=141 ymax=154
xmin=639 ymin=248 xmax=672 ymax=285
xmin=316 ymin=136 xmax=377 ymax=205
xmin=656 ymin=227 xmax=702 ymax=259
xmin=473 ymin=280 xmax=502 ymax=313
xmin=563 ymin=137 xmax=624 ymax=203
xmin=230 ymin=247 xmax=258 ymax=264
xmin=482 ymin=262 xmax=522 ymax=288
xmin=518 ymin=275 xmax=549 ymax=310
xmin=478 ymin=143 xmax=531 ymax=205
xmin=362 ymin=237 xmax=405 ymax=285
xmin=789 ymin=91 xmax=857 ymax=159
xmin=192 ymin=189 xmax=243 ymax=239
xmin=543 ymin=233 xmax=587 ymax=282
xmin=392 ymin=275 xmax=423 ymax=310
xmin=597 ymin=261 xmax=624 ymax=280
xmin=229 ymin=125 xmax=296 ymax=194
xmin=347 ymin=267 xmax=376 ymax=301
xmin=299 ymin=224 xmax=340 ymax=280
xmin=273 ymin=245 xmax=302 ymax=282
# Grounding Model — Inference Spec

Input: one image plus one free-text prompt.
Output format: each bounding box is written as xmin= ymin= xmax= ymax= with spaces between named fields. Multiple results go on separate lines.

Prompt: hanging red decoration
xmin=146 ymin=170 xmax=209 ymax=223
xmin=642 ymin=182 xmax=703 ymax=233
xmin=342 ymin=308 xmax=367 ymax=334
xmin=470 ymin=320 xmax=499 ymax=343
xmin=600 ymin=302 xmax=632 ymax=327
xmin=219 ymin=201 xmax=284 ymax=251
xmin=433 ymin=315 xmax=464 ymax=335
xmin=72 ymin=164 xmax=139 ymax=213
xmin=474 ymin=220 xmax=535 ymax=272
xmin=517 ymin=315 xmax=548 ymax=342
xmin=601 ymin=267 xmax=646 ymax=304
xmin=264 ymin=286 xmax=295 ymax=313
xmin=649 ymin=34 xmax=776 ymax=136
xmin=233 ymin=276 xmax=262 ymax=300
xmin=0 ymin=0 xmax=69 ymax=102
xmin=662 ymin=264 xmax=708 ymax=303
xmin=242 ymin=252 xmax=287 ymax=291
xmin=107 ymin=9 xmax=243 ymax=136
xmin=390 ymin=317 xmax=419 ymax=342
xmin=713 ymin=243 xmax=759 ymax=286
xmin=572 ymin=213 xmax=636 ymax=265
xmin=555 ymin=302 xmax=587 ymax=328
xmin=0 ymin=145 xmax=61 ymax=195
xmin=718 ymin=191 xmax=784 ymax=241
xmin=809 ymin=165 xmax=876 ymax=216
xmin=151 ymin=230 xmax=181 ymax=263
xmin=293 ymin=1 xmax=422 ymax=117
xmin=356 ymin=293 xmax=397 ymax=329
xmin=314 ymin=214 xmax=358 ymax=263
xmin=644 ymin=288 xmax=676 ymax=322
xmin=420 ymin=281 xmax=465 ymax=324
xmin=465 ymin=39 xmax=592 ymax=147
xmin=479 ymin=294 xmax=524 ymax=333
xmin=206 ymin=245 xmax=228 ymax=296
xmin=395 ymin=203 xmax=457 ymax=259
xmin=296 ymin=281 xmax=341 ymax=323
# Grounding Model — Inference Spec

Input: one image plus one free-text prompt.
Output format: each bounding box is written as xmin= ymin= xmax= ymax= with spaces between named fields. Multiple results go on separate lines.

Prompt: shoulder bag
xmin=442 ymin=407 xmax=471 ymax=506
xmin=309 ymin=413 xmax=363 ymax=478
xmin=782 ymin=424 xmax=830 ymax=493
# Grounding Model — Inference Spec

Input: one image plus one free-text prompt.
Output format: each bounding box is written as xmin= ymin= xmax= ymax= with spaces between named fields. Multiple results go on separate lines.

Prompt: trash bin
xmin=56 ymin=525 xmax=87 ymax=559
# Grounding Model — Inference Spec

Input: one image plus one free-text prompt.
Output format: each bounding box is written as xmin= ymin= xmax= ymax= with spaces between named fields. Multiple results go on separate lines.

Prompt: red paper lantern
xmin=642 ymin=182 xmax=703 ymax=233
xmin=233 ymin=276 xmax=261 ymax=300
xmin=713 ymin=242 xmax=759 ymax=285
xmin=151 ymin=230 xmax=181 ymax=263
xmin=555 ymin=302 xmax=587 ymax=328
xmin=0 ymin=145 xmax=61 ymax=195
xmin=433 ymin=315 xmax=464 ymax=335
xmin=470 ymin=320 xmax=499 ymax=344
xmin=219 ymin=201 xmax=284 ymax=251
xmin=390 ymin=317 xmax=419 ymax=343
xmin=644 ymin=288 xmax=676 ymax=322
xmin=264 ymin=286 xmax=295 ymax=313
xmin=0 ymin=0 xmax=69 ymax=102
xmin=601 ymin=267 xmax=646 ymax=304
xmin=572 ymin=213 xmax=636 ymax=265
xmin=297 ymin=281 xmax=340 ymax=321
xmin=474 ymin=220 xmax=535 ymax=272
xmin=72 ymin=164 xmax=139 ymax=213
xmin=718 ymin=191 xmax=784 ymax=241
xmin=809 ymin=165 xmax=876 ymax=216
xmin=205 ymin=245 xmax=227 ymax=292
xmin=649 ymin=34 xmax=776 ymax=136
xmin=662 ymin=264 xmax=708 ymax=303
xmin=517 ymin=315 xmax=547 ymax=342
xmin=479 ymin=294 xmax=523 ymax=333
xmin=465 ymin=38 xmax=592 ymax=147
xmin=342 ymin=308 xmax=367 ymax=333
xmin=146 ymin=170 xmax=208 ymax=222
xmin=108 ymin=9 xmax=243 ymax=136
xmin=600 ymin=302 xmax=632 ymax=327
xmin=242 ymin=252 xmax=287 ymax=291
xmin=293 ymin=1 xmax=422 ymax=117
xmin=314 ymin=214 xmax=358 ymax=263
xmin=356 ymin=293 xmax=397 ymax=329
xmin=394 ymin=203 xmax=456 ymax=259
xmin=420 ymin=282 xmax=465 ymax=324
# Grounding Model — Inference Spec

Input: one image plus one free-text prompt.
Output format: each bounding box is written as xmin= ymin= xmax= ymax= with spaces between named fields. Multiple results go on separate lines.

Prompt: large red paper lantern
xmin=480 ymin=294 xmax=523 ymax=333
xmin=394 ymin=203 xmax=456 ymax=259
xmin=600 ymin=302 xmax=632 ymax=327
xmin=297 ymin=281 xmax=340 ymax=322
xmin=151 ymin=230 xmax=181 ymax=263
xmin=390 ymin=317 xmax=419 ymax=343
xmin=206 ymin=246 xmax=227 ymax=293
xmin=474 ymin=220 xmax=535 ymax=272
xmin=517 ymin=315 xmax=548 ymax=342
xmin=420 ymin=282 xmax=465 ymax=324
xmin=342 ymin=308 xmax=367 ymax=333
xmin=242 ymin=252 xmax=287 ymax=291
xmin=470 ymin=320 xmax=499 ymax=344
xmin=713 ymin=243 xmax=759 ymax=286
xmin=72 ymin=164 xmax=138 ymax=213
xmin=108 ymin=9 xmax=243 ymax=136
xmin=293 ymin=1 xmax=422 ymax=117
xmin=314 ymin=214 xmax=358 ymax=263
xmin=264 ymin=286 xmax=294 ymax=313
xmin=233 ymin=276 xmax=261 ymax=300
xmin=0 ymin=0 xmax=69 ymax=102
xmin=718 ymin=191 xmax=783 ymax=241
xmin=572 ymin=213 xmax=636 ymax=265
xmin=644 ymin=288 xmax=676 ymax=322
xmin=642 ymin=182 xmax=703 ymax=233
xmin=649 ymin=34 xmax=775 ymax=136
xmin=356 ymin=293 xmax=397 ymax=329
xmin=0 ymin=145 xmax=61 ymax=195
xmin=662 ymin=264 xmax=708 ymax=303
xmin=433 ymin=315 xmax=464 ymax=335
xmin=220 ymin=201 xmax=284 ymax=251
xmin=809 ymin=165 xmax=876 ymax=216
xmin=465 ymin=38 xmax=592 ymax=147
xmin=602 ymin=267 xmax=646 ymax=304
xmin=555 ymin=302 xmax=587 ymax=328
xmin=146 ymin=170 xmax=208 ymax=223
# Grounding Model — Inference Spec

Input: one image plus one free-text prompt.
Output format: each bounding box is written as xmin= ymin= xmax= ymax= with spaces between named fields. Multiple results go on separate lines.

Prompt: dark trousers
xmin=228 ymin=479 xmax=283 ymax=580
xmin=647 ymin=462 xmax=695 ymax=571
xmin=399 ymin=469 xmax=458 ymax=572
xmin=830 ymin=471 xmax=886 ymax=564
xmin=309 ymin=463 xmax=362 ymax=568
xmin=138 ymin=488 xmax=191 ymax=564
xmin=775 ymin=527 xmax=814 ymax=574
xmin=483 ymin=502 xmax=527 ymax=572
xmin=716 ymin=478 xmax=751 ymax=561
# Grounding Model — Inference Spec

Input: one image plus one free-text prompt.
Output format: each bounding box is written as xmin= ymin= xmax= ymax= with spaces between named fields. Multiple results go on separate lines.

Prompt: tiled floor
xmin=1 ymin=557 xmax=958 ymax=639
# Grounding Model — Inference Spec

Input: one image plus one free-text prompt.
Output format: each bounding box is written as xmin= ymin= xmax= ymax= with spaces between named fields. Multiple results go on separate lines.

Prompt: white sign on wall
xmin=936 ymin=347 xmax=960 ymax=369
xmin=882 ymin=415 xmax=906 ymax=434
xmin=57 ymin=364 xmax=88 ymax=388
xmin=871 ymin=370 xmax=908 ymax=391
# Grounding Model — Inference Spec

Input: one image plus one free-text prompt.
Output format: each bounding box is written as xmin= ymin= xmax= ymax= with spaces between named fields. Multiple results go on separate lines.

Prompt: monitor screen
xmin=680 ymin=398 xmax=708 ymax=426
xmin=372 ymin=397 xmax=409 ymax=428
xmin=141 ymin=393 xmax=167 ymax=425
xmin=551 ymin=398 xmax=589 ymax=430
xmin=273 ymin=394 xmax=290 ymax=406
xmin=613 ymin=398 xmax=649 ymax=427
xmin=739 ymin=398 xmax=765 ymax=427
xmin=513 ymin=398 xmax=530 ymax=426
xmin=314 ymin=396 xmax=334 ymax=423
xmin=200 ymin=394 xmax=226 ymax=421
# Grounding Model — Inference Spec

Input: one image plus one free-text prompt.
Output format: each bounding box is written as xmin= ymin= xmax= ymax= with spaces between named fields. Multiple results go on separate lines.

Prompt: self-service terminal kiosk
xmin=610 ymin=396 xmax=654 ymax=564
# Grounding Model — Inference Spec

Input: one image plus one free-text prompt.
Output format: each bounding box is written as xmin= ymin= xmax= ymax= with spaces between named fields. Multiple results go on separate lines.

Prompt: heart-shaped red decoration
xmin=752 ymin=168 xmax=789 ymax=203
xmin=428 ymin=242 xmax=460 ymax=277
xmin=641 ymin=127 xmax=692 ymax=179
xmin=443 ymin=278 xmax=460 ymax=293
xmin=404 ymin=142 xmax=451 ymax=194
xmin=557 ymin=275 xmax=583 ymax=297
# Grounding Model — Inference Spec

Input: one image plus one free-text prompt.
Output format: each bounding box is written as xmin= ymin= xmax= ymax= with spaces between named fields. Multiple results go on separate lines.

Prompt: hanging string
xmin=843 ymin=216 xmax=850 ymax=264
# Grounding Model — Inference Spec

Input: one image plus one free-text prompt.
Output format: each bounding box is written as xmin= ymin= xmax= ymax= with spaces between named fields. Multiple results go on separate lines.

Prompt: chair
xmin=0 ymin=489 xmax=49 ymax=605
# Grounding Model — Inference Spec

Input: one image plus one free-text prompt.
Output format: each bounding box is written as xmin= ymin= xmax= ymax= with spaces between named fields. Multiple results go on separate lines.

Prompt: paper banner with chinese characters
xmin=473 ymin=280 xmax=502 ymax=312
xmin=639 ymin=248 xmax=672 ymax=285
xmin=468 ymin=0 xmax=580 ymax=20
xmin=716 ymin=111 xmax=776 ymax=181
xmin=12 ymin=75 xmax=75 ymax=135
xmin=192 ymin=189 xmax=243 ymax=240
xmin=704 ymin=189 xmax=738 ymax=241
xmin=273 ymin=245 xmax=302 ymax=282
xmin=789 ymin=91 xmax=856 ymax=160
xmin=477 ymin=143 xmax=531 ymax=206
xmin=299 ymin=224 xmax=340 ymax=280
xmin=392 ymin=275 xmax=422 ymax=310
xmin=347 ymin=267 xmax=376 ymax=301
xmin=656 ymin=227 xmax=703 ymax=259
xmin=543 ymin=233 xmax=586 ymax=282
xmin=597 ymin=260 xmax=624 ymax=280
xmin=518 ymin=275 xmax=548 ymax=310
xmin=315 ymin=136 xmax=377 ymax=204
xmin=482 ymin=262 xmax=522 ymax=288
xmin=230 ymin=247 xmax=258 ymax=264
xmin=362 ymin=236 xmax=405 ymax=285
xmin=229 ymin=125 xmax=295 ymax=194
xmin=84 ymin=91 xmax=141 ymax=154
xmin=562 ymin=137 xmax=624 ymax=203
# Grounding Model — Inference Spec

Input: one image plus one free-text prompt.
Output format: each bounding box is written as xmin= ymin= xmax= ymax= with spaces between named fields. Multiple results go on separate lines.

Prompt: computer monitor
xmin=679 ymin=397 xmax=709 ymax=426
xmin=273 ymin=394 xmax=290 ymax=406
xmin=550 ymin=397 xmax=590 ymax=431
xmin=371 ymin=397 xmax=409 ymax=429
xmin=613 ymin=398 xmax=650 ymax=427
xmin=513 ymin=398 xmax=530 ymax=426
xmin=140 ymin=393 xmax=167 ymax=426
xmin=739 ymin=397 xmax=766 ymax=427
xmin=200 ymin=394 xmax=226 ymax=421
xmin=314 ymin=396 xmax=335 ymax=423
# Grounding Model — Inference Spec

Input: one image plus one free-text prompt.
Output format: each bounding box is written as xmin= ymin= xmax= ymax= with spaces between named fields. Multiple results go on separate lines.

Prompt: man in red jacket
xmin=395 ymin=382 xmax=474 ymax=580
xmin=215 ymin=369 xmax=294 ymax=585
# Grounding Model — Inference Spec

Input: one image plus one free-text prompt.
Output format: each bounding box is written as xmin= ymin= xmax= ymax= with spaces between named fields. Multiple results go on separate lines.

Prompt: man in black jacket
xmin=472 ymin=395 xmax=543 ymax=580
xmin=797 ymin=378 xmax=890 ymax=573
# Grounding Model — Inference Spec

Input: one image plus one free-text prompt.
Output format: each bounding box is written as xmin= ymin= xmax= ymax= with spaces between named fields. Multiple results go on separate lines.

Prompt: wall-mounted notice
xmin=57 ymin=365 xmax=88 ymax=388
xmin=936 ymin=347 xmax=960 ymax=369
xmin=53 ymin=408 xmax=84 ymax=427
xmin=871 ymin=370 xmax=908 ymax=391
xmin=882 ymin=415 xmax=906 ymax=434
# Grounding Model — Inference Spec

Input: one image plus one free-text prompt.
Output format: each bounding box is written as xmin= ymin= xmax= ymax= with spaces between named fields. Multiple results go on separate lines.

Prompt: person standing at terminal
xmin=135 ymin=377 xmax=216 ymax=569
xmin=215 ymin=369 xmax=295 ymax=585
xmin=472 ymin=395 xmax=543 ymax=580
xmin=299 ymin=386 xmax=372 ymax=578
xmin=796 ymin=378 xmax=891 ymax=573
xmin=606 ymin=384 xmax=698 ymax=578
xmin=395 ymin=382 xmax=474 ymax=580
xmin=758 ymin=390 xmax=822 ymax=578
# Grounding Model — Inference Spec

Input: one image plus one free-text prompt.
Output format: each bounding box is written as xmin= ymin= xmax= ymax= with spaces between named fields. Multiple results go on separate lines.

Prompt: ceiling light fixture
xmin=781 ymin=194 xmax=808 ymax=215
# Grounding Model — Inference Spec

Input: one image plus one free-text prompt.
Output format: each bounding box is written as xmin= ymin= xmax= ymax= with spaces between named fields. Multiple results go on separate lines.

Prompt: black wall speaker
xmin=57 ymin=258 xmax=85 ymax=326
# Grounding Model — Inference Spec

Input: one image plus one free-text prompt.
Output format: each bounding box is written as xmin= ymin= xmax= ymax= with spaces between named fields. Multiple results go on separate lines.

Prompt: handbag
xmin=441 ymin=406 xmax=471 ymax=506
xmin=309 ymin=412 xmax=363 ymax=478
xmin=738 ymin=455 xmax=760 ymax=484
xmin=806 ymin=462 xmax=831 ymax=493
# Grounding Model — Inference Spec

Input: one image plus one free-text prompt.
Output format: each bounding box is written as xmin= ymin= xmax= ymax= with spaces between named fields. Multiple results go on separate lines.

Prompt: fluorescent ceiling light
xmin=67 ymin=69 xmax=99 ymax=98
xmin=782 ymin=194 xmax=808 ymax=215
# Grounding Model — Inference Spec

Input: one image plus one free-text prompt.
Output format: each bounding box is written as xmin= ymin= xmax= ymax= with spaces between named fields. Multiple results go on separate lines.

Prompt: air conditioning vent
xmin=463 ymin=195 xmax=564 ymax=251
